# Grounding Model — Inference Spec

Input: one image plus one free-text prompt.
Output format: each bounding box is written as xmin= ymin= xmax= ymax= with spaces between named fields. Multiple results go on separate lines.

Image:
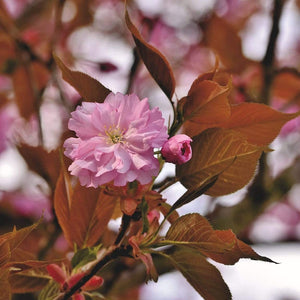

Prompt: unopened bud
xmin=161 ymin=134 xmax=192 ymax=164
xmin=83 ymin=275 xmax=104 ymax=291
xmin=46 ymin=264 xmax=67 ymax=285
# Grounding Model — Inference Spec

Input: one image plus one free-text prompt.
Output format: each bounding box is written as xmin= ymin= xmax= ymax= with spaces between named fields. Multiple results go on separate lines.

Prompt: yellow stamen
xmin=105 ymin=126 xmax=125 ymax=144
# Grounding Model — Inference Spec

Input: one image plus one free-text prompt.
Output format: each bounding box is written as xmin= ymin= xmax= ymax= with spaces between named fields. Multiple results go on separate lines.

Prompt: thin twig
xmin=261 ymin=0 xmax=285 ymax=105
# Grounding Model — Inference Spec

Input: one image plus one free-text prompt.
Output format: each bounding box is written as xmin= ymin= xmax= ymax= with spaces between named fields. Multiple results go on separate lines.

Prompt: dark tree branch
xmin=261 ymin=0 xmax=285 ymax=105
xmin=262 ymin=0 xmax=285 ymax=70
xmin=114 ymin=213 xmax=132 ymax=245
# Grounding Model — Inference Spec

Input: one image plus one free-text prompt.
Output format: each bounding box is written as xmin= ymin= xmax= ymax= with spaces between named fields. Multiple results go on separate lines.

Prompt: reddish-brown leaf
xmin=206 ymin=230 xmax=275 ymax=264
xmin=31 ymin=61 xmax=50 ymax=91
xmin=125 ymin=8 xmax=175 ymax=100
xmin=204 ymin=15 xmax=251 ymax=73
xmin=0 ymin=270 xmax=11 ymax=300
xmin=0 ymin=94 xmax=9 ymax=109
xmin=69 ymin=185 xmax=117 ymax=248
xmin=9 ymin=271 xmax=49 ymax=293
xmin=8 ymin=248 xmax=35 ymax=263
xmin=181 ymin=79 xmax=231 ymax=137
xmin=162 ymin=246 xmax=232 ymax=300
xmin=3 ymin=222 xmax=40 ymax=258
xmin=54 ymin=54 xmax=111 ymax=102
xmin=176 ymin=128 xmax=264 ymax=196
xmin=54 ymin=166 xmax=73 ymax=247
xmin=18 ymin=145 xmax=61 ymax=189
xmin=67 ymin=0 xmax=93 ymax=30
xmin=221 ymin=102 xmax=300 ymax=146
xmin=0 ymin=222 xmax=41 ymax=276
xmin=166 ymin=214 xmax=274 ymax=265
xmin=54 ymin=165 xmax=117 ymax=248
xmin=12 ymin=65 xmax=36 ymax=119
xmin=165 ymin=213 xmax=234 ymax=255
xmin=0 ymin=32 xmax=15 ymax=67
xmin=159 ymin=203 xmax=179 ymax=224
xmin=272 ymin=70 xmax=300 ymax=102
xmin=6 ymin=260 xmax=52 ymax=273
xmin=188 ymin=65 xmax=230 ymax=93
xmin=0 ymin=240 xmax=10 ymax=268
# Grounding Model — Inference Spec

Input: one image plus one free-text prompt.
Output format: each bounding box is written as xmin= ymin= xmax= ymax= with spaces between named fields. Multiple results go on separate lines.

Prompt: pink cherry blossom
xmin=161 ymin=134 xmax=192 ymax=165
xmin=64 ymin=92 xmax=168 ymax=187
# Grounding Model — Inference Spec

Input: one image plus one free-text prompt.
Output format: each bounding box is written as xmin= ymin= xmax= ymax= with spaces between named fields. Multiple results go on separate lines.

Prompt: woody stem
xmin=114 ymin=213 xmax=132 ymax=245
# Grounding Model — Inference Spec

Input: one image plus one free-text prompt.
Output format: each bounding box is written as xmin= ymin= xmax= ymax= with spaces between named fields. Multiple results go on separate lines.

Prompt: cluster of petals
xmin=64 ymin=92 xmax=168 ymax=187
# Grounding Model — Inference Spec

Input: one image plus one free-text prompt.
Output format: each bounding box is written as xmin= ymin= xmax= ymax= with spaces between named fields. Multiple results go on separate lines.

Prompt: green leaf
xmin=54 ymin=54 xmax=111 ymax=102
xmin=71 ymin=246 xmax=101 ymax=270
xmin=160 ymin=246 xmax=232 ymax=300
xmin=176 ymin=128 xmax=264 ymax=196
xmin=125 ymin=8 xmax=175 ymax=100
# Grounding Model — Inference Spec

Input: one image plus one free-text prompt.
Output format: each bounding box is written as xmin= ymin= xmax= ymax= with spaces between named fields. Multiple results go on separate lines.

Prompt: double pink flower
xmin=64 ymin=93 xmax=168 ymax=187
xmin=64 ymin=92 xmax=192 ymax=188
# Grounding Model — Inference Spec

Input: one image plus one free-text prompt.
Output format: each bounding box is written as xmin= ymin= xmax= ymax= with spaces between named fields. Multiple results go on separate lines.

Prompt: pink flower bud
xmin=83 ymin=275 xmax=104 ymax=291
xmin=46 ymin=264 xmax=67 ymax=285
xmin=161 ymin=134 xmax=192 ymax=164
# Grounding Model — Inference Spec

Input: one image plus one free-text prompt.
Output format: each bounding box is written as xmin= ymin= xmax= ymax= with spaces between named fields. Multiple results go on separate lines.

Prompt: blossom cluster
xmin=64 ymin=92 xmax=192 ymax=188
